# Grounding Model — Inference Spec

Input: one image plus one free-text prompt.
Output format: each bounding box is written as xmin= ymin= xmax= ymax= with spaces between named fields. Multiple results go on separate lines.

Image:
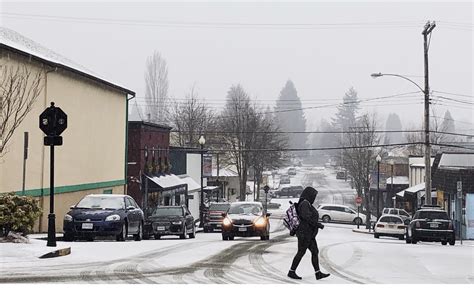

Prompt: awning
xmin=396 ymin=183 xmax=436 ymax=198
xmin=145 ymin=174 xmax=187 ymax=190
xmin=396 ymin=183 xmax=425 ymax=198
xmin=178 ymin=175 xmax=201 ymax=192
xmin=204 ymin=186 xmax=219 ymax=191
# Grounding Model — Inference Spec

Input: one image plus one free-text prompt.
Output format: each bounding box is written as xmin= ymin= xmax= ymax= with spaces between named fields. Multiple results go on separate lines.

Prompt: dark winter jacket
xmin=296 ymin=187 xmax=324 ymax=238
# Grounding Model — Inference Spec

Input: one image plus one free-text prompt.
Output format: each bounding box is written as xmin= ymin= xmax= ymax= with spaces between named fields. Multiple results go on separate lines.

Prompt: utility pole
xmin=422 ymin=21 xmax=436 ymax=205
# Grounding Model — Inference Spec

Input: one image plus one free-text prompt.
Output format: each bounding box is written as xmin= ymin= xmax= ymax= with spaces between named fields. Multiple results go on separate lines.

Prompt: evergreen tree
xmin=332 ymin=87 xmax=360 ymax=132
xmin=274 ymin=80 xmax=307 ymax=152
xmin=384 ymin=113 xmax=404 ymax=144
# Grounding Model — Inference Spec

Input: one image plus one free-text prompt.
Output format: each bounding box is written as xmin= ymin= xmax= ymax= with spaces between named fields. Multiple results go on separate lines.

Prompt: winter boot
xmin=287 ymin=270 xmax=302 ymax=280
xmin=315 ymin=270 xmax=330 ymax=280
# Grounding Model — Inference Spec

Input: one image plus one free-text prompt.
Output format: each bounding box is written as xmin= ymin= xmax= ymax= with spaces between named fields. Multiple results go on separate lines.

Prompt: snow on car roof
xmin=87 ymin=194 xmax=127 ymax=198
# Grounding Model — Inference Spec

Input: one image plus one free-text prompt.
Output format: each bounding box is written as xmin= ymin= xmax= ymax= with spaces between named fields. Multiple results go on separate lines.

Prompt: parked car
xmin=146 ymin=205 xmax=195 ymax=239
xmin=288 ymin=167 xmax=297 ymax=175
xmin=374 ymin=215 xmax=406 ymax=240
xmin=317 ymin=204 xmax=376 ymax=225
xmin=382 ymin=207 xmax=412 ymax=224
xmin=273 ymin=186 xmax=304 ymax=198
xmin=256 ymin=196 xmax=281 ymax=209
xmin=63 ymin=194 xmax=144 ymax=242
xmin=279 ymin=175 xmax=291 ymax=184
xmin=221 ymin=202 xmax=270 ymax=241
xmin=203 ymin=202 xmax=231 ymax=232
xmin=405 ymin=207 xmax=455 ymax=245
xmin=336 ymin=171 xmax=346 ymax=180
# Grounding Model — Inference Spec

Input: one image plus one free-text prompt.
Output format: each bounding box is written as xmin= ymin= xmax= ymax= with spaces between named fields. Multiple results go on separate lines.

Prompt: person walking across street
xmin=287 ymin=186 xmax=330 ymax=280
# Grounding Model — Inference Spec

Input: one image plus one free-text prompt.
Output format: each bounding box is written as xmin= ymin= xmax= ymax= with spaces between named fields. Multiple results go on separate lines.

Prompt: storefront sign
xmin=203 ymin=154 xmax=212 ymax=177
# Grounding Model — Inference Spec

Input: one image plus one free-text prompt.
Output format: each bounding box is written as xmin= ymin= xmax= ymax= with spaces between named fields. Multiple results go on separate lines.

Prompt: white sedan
xmin=374 ymin=215 xmax=406 ymax=240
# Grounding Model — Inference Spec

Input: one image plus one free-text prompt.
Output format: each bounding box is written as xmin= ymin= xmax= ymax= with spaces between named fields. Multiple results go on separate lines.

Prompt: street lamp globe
xmin=376 ymin=154 xmax=382 ymax=162
xmin=198 ymin=135 xmax=206 ymax=146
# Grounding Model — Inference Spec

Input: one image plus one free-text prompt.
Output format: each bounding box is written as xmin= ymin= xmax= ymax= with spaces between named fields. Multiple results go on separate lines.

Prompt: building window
xmin=103 ymin=189 xmax=113 ymax=194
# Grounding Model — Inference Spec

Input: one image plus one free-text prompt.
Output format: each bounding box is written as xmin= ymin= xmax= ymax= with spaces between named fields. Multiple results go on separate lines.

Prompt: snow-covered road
xmin=1 ymin=215 xmax=473 ymax=283
xmin=1 ymin=167 xmax=472 ymax=284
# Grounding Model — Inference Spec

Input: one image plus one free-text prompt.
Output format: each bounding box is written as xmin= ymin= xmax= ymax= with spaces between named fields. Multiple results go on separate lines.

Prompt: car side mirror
xmin=69 ymin=205 xmax=75 ymax=209
xmin=266 ymin=213 xmax=271 ymax=217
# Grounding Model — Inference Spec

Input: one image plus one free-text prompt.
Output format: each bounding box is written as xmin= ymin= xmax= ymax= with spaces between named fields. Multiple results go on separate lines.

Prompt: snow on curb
xmin=352 ymin=228 xmax=375 ymax=235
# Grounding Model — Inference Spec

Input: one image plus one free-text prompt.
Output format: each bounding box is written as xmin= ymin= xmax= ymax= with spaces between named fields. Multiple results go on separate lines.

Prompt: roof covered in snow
xmin=386 ymin=176 xmax=409 ymax=185
xmin=0 ymin=27 xmax=134 ymax=95
xmin=212 ymin=166 xmax=238 ymax=177
xmin=438 ymin=153 xmax=474 ymax=169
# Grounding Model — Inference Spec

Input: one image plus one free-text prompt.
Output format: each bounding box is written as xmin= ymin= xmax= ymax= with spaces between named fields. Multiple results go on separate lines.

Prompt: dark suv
xmin=405 ymin=207 xmax=455 ymax=245
xmin=147 ymin=205 xmax=196 ymax=239
xmin=203 ymin=202 xmax=230 ymax=232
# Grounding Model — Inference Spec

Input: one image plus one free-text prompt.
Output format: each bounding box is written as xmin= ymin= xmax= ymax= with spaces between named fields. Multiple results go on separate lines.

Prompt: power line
xmin=135 ymin=91 xmax=423 ymax=119
xmin=432 ymin=90 xmax=474 ymax=98
xmin=0 ymin=12 xmax=425 ymax=30
xmin=168 ymin=142 xmax=426 ymax=153
xmin=170 ymin=129 xmax=474 ymax=138
xmin=431 ymin=95 xmax=474 ymax=105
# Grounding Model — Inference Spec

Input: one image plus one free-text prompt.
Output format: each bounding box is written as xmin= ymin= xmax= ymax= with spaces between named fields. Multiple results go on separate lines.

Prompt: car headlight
xmin=105 ymin=214 xmax=121 ymax=221
xmin=64 ymin=214 xmax=73 ymax=222
xmin=171 ymin=221 xmax=183 ymax=225
xmin=223 ymin=217 xmax=232 ymax=226
xmin=254 ymin=216 xmax=266 ymax=227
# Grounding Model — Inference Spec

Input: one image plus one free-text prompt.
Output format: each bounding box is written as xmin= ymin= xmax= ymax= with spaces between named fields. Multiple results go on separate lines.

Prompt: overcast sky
xmin=1 ymin=1 xmax=472 ymax=131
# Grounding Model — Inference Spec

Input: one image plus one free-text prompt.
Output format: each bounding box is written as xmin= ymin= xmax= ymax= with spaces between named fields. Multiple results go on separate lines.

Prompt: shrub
xmin=0 ymin=193 xmax=42 ymax=236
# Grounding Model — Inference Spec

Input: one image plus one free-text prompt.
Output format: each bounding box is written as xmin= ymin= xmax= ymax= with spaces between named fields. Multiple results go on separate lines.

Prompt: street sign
xmin=263 ymin=185 xmax=270 ymax=193
xmin=356 ymin=196 xmax=363 ymax=206
xmin=457 ymin=181 xmax=462 ymax=199
xmin=38 ymin=102 xmax=68 ymax=248
xmin=39 ymin=102 xmax=68 ymax=137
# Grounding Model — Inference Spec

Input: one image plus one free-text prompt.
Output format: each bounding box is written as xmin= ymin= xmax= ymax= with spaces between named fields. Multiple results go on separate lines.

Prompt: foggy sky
xmin=1 ymin=1 xmax=472 ymax=131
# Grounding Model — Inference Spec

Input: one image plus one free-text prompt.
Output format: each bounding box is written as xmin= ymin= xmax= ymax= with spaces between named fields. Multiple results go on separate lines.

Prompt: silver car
xmin=382 ymin=208 xmax=411 ymax=224
xmin=317 ymin=204 xmax=376 ymax=225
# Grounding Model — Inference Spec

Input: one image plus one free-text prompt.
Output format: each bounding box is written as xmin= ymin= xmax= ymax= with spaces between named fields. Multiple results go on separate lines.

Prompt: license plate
xmin=82 ymin=223 xmax=93 ymax=230
xmin=430 ymin=223 xmax=439 ymax=228
xmin=156 ymin=226 xmax=165 ymax=231
xmin=238 ymin=227 xmax=247 ymax=232
xmin=389 ymin=225 xmax=394 ymax=228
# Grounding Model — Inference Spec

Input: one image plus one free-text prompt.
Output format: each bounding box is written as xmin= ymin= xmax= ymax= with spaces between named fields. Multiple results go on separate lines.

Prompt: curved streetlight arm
xmin=371 ymin=73 xmax=425 ymax=93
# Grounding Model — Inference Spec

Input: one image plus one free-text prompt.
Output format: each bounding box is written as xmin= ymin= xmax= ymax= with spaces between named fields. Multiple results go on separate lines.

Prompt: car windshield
xmin=416 ymin=211 xmax=449 ymax=220
xmin=76 ymin=196 xmax=125 ymax=209
xmin=209 ymin=204 xmax=230 ymax=211
xmin=153 ymin=207 xmax=183 ymax=217
xmin=228 ymin=204 xmax=262 ymax=216
xmin=380 ymin=216 xmax=403 ymax=223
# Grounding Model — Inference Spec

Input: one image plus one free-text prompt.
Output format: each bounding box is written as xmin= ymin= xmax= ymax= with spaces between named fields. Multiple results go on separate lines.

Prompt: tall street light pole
xmin=371 ymin=21 xmax=436 ymax=207
xmin=376 ymin=154 xmax=381 ymax=219
xmin=422 ymin=21 xmax=436 ymax=205
xmin=198 ymin=135 xmax=206 ymax=227
xmin=390 ymin=160 xmax=395 ymax=208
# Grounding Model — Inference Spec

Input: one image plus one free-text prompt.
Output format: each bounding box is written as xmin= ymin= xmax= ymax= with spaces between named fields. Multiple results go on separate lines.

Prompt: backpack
xmin=283 ymin=201 xmax=300 ymax=236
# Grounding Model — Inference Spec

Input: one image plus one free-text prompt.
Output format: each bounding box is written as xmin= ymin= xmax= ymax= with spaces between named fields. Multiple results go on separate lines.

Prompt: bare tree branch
xmin=0 ymin=63 xmax=44 ymax=156
xmin=144 ymin=51 xmax=169 ymax=124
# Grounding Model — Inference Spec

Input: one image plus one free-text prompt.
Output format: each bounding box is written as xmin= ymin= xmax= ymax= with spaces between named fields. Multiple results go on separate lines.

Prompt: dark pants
xmin=290 ymin=235 xmax=320 ymax=272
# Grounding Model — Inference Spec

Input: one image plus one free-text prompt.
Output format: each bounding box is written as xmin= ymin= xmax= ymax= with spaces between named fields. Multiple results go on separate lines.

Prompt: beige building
xmin=0 ymin=28 xmax=135 ymax=232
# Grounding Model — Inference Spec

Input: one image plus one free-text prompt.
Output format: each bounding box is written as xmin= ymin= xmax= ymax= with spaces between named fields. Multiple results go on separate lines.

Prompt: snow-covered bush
xmin=0 ymin=193 xmax=41 ymax=237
